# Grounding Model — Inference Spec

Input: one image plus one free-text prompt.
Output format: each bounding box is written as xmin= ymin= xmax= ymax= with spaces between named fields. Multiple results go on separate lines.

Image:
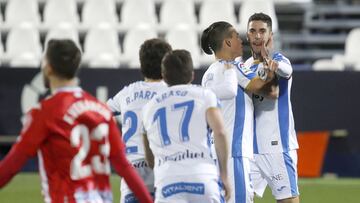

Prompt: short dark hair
xmin=161 ymin=50 xmax=193 ymax=86
xmin=248 ymin=13 xmax=272 ymax=31
xmin=201 ymin=21 xmax=233 ymax=55
xmin=139 ymin=38 xmax=172 ymax=80
xmin=45 ymin=39 xmax=81 ymax=79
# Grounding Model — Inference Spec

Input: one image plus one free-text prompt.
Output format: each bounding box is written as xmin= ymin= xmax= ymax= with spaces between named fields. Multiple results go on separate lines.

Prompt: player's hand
xmin=267 ymin=59 xmax=278 ymax=72
xmin=221 ymin=176 xmax=231 ymax=201
xmin=261 ymin=38 xmax=276 ymax=68
xmin=260 ymin=40 xmax=270 ymax=64
xmin=260 ymin=39 xmax=278 ymax=81
xmin=264 ymin=66 xmax=277 ymax=82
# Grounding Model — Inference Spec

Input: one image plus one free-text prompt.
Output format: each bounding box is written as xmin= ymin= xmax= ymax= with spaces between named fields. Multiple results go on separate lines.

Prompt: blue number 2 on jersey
xmin=123 ymin=111 xmax=138 ymax=154
xmin=153 ymin=100 xmax=194 ymax=146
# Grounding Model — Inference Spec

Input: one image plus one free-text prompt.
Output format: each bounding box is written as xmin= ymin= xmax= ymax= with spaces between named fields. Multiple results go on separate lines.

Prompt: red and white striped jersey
xmin=0 ymin=87 xmax=152 ymax=203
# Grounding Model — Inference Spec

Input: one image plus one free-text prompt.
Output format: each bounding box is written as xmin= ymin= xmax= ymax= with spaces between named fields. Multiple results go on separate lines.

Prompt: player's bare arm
xmin=206 ymin=107 xmax=231 ymax=201
xmin=142 ymin=133 xmax=154 ymax=169
xmin=245 ymin=74 xmax=277 ymax=99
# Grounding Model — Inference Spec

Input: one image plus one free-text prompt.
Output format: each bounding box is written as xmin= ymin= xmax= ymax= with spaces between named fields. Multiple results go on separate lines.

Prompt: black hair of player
xmin=200 ymin=21 xmax=233 ymax=55
xmin=139 ymin=38 xmax=172 ymax=80
xmin=45 ymin=39 xmax=81 ymax=79
xmin=161 ymin=50 xmax=193 ymax=86
xmin=248 ymin=12 xmax=272 ymax=31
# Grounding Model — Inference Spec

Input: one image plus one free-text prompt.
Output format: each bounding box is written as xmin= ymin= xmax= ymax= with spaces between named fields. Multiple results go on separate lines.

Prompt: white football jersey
xmin=202 ymin=60 xmax=256 ymax=158
xmin=244 ymin=53 xmax=299 ymax=154
xmin=107 ymin=81 xmax=167 ymax=161
xmin=142 ymin=85 xmax=219 ymax=186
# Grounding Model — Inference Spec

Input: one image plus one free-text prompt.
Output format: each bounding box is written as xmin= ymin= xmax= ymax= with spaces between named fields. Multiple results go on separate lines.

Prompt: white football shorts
xmin=250 ymin=150 xmax=299 ymax=200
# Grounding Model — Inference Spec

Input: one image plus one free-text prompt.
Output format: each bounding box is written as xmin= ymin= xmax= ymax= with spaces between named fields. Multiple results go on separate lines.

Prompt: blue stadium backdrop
xmin=0 ymin=68 xmax=359 ymax=177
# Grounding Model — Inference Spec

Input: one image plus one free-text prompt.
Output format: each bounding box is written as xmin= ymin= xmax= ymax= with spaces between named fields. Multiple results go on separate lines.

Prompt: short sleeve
xmin=201 ymin=70 xmax=214 ymax=88
xmin=16 ymin=107 xmax=48 ymax=156
xmin=107 ymin=91 xmax=123 ymax=116
xmin=202 ymin=63 xmax=238 ymax=100
xmin=203 ymin=89 xmax=218 ymax=110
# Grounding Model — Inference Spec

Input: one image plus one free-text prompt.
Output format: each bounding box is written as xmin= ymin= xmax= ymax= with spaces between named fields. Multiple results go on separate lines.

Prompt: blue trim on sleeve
xmin=278 ymin=78 xmax=290 ymax=151
xmin=273 ymin=52 xmax=291 ymax=65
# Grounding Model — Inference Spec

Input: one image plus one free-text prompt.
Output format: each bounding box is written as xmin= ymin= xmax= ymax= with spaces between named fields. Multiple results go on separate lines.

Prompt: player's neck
xmin=144 ymin=78 xmax=162 ymax=82
xmin=50 ymin=78 xmax=78 ymax=94
xmin=215 ymin=51 xmax=236 ymax=61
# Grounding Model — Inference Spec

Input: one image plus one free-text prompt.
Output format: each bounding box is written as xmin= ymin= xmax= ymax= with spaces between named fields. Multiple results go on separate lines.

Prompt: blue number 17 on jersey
xmin=153 ymin=100 xmax=194 ymax=146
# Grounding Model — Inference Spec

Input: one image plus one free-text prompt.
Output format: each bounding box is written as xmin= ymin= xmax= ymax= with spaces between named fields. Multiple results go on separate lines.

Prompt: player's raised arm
xmin=202 ymin=63 xmax=238 ymax=100
xmin=206 ymin=107 xmax=231 ymax=201
xmin=236 ymin=62 xmax=278 ymax=99
xmin=273 ymin=53 xmax=293 ymax=79
xmin=260 ymin=37 xmax=292 ymax=80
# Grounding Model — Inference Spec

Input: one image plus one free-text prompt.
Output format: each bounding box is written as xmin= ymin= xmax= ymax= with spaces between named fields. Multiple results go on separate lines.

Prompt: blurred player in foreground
xmin=0 ymin=39 xmax=152 ymax=203
xmin=142 ymin=50 xmax=230 ymax=202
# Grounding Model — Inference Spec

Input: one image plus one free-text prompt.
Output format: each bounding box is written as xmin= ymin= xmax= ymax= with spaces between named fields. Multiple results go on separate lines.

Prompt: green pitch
xmin=0 ymin=173 xmax=360 ymax=203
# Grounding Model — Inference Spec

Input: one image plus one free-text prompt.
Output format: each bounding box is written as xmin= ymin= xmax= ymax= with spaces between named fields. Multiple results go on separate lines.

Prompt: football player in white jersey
xmin=142 ymin=50 xmax=230 ymax=203
xmin=107 ymin=38 xmax=172 ymax=203
xmin=245 ymin=13 xmax=300 ymax=203
xmin=201 ymin=21 xmax=277 ymax=203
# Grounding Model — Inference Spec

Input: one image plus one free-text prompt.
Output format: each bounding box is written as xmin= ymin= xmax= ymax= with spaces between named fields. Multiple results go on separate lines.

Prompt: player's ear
xmin=42 ymin=60 xmax=50 ymax=75
xmin=225 ymin=40 xmax=231 ymax=47
xmin=47 ymin=64 xmax=54 ymax=75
